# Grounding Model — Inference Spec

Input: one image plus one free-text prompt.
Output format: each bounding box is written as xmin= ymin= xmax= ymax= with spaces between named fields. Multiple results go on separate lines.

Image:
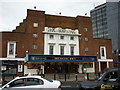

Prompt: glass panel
xmin=9 ymin=44 xmax=14 ymax=55
xmin=60 ymin=46 xmax=64 ymax=55
xmin=71 ymin=46 xmax=74 ymax=55
xmin=49 ymin=46 xmax=54 ymax=55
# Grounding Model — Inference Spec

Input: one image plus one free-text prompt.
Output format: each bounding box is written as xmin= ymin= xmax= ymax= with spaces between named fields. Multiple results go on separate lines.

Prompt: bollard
xmin=65 ymin=73 xmax=66 ymax=81
xmin=84 ymin=73 xmax=89 ymax=81
xmin=75 ymin=74 xmax=78 ymax=81
xmin=54 ymin=73 xmax=56 ymax=80
xmin=86 ymin=73 xmax=89 ymax=80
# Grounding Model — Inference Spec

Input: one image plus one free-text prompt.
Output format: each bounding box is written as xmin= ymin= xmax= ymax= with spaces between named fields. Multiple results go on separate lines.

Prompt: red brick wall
xmin=1 ymin=9 xmax=113 ymax=61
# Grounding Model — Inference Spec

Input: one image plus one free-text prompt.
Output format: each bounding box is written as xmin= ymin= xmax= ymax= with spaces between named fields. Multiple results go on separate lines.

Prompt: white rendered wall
xmin=43 ymin=27 xmax=81 ymax=55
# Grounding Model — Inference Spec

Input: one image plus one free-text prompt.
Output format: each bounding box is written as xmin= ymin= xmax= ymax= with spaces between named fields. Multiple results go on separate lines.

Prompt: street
xmin=61 ymin=81 xmax=80 ymax=90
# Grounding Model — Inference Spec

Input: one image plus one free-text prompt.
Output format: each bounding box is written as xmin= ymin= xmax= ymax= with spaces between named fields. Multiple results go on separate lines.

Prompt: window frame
xmin=100 ymin=46 xmax=106 ymax=59
xmin=7 ymin=41 xmax=16 ymax=58
xmin=49 ymin=45 xmax=54 ymax=55
xmin=32 ymin=44 xmax=38 ymax=49
xmin=33 ymin=23 xmax=39 ymax=27
xmin=70 ymin=46 xmax=74 ymax=55
xmin=33 ymin=34 xmax=38 ymax=38
xmin=70 ymin=36 xmax=74 ymax=40
xmin=60 ymin=36 xmax=64 ymax=40
xmin=49 ymin=35 xmax=54 ymax=39
xmin=60 ymin=45 xmax=64 ymax=55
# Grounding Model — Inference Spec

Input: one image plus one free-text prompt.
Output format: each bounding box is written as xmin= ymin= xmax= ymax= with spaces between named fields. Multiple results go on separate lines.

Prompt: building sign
xmin=43 ymin=27 xmax=80 ymax=35
xmin=2 ymin=60 xmax=17 ymax=65
xmin=18 ymin=65 xmax=23 ymax=72
xmin=1 ymin=66 xmax=6 ymax=71
xmin=27 ymin=55 xmax=97 ymax=62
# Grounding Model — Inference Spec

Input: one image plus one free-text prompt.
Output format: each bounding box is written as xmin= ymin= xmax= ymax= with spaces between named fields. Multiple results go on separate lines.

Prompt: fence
xmin=43 ymin=73 xmax=100 ymax=81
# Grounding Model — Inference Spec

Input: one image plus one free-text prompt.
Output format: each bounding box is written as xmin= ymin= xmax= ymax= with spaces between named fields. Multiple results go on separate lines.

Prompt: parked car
xmin=79 ymin=68 xmax=120 ymax=90
xmin=0 ymin=74 xmax=61 ymax=90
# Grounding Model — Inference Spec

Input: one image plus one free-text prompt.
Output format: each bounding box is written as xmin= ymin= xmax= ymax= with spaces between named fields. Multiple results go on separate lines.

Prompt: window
xmin=33 ymin=23 xmax=39 ymax=27
xmin=26 ymin=78 xmax=44 ymax=86
xmin=84 ymin=63 xmax=93 ymax=68
xmin=7 ymin=41 xmax=16 ymax=57
xmin=84 ymin=37 xmax=88 ymax=41
xmin=104 ymin=71 xmax=118 ymax=82
xmin=70 ymin=36 xmax=74 ymax=40
xmin=60 ymin=36 xmax=64 ymax=40
xmin=49 ymin=35 xmax=54 ymax=39
xmin=49 ymin=46 xmax=54 ymax=55
xmin=100 ymin=46 xmax=106 ymax=59
xmin=9 ymin=79 xmax=25 ymax=87
xmin=60 ymin=46 xmax=64 ymax=55
xmin=32 ymin=44 xmax=38 ymax=49
xmin=9 ymin=44 xmax=14 ymax=55
xmin=70 ymin=46 xmax=74 ymax=55
xmin=84 ymin=47 xmax=89 ymax=51
xmin=33 ymin=34 xmax=38 ymax=38
xmin=83 ymin=28 xmax=88 ymax=32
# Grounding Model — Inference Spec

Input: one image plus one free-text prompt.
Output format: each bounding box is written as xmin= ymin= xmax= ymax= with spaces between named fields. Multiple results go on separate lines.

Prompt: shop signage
xmin=2 ymin=60 xmax=17 ymax=65
xmin=27 ymin=55 xmax=97 ymax=62
xmin=18 ymin=65 xmax=23 ymax=72
xmin=44 ymin=27 xmax=78 ymax=35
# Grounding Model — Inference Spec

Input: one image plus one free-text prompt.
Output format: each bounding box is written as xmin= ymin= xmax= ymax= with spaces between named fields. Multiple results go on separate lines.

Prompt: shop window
xmin=33 ymin=23 xmax=39 ymax=27
xmin=7 ymin=41 xmax=16 ymax=58
xmin=100 ymin=46 xmax=106 ymax=59
xmin=84 ymin=63 xmax=93 ymax=68
xmin=60 ymin=46 xmax=64 ymax=55
xmin=49 ymin=45 xmax=54 ymax=55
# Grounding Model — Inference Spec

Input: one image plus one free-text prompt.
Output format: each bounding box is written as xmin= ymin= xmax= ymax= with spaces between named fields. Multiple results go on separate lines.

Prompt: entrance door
xmin=101 ymin=62 xmax=107 ymax=71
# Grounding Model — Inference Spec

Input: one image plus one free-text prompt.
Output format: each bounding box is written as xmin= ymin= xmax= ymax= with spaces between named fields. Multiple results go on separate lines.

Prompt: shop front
xmin=24 ymin=54 xmax=97 ymax=74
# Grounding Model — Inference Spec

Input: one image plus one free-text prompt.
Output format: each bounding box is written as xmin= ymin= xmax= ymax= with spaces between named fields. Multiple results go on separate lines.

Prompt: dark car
xmin=79 ymin=68 xmax=120 ymax=90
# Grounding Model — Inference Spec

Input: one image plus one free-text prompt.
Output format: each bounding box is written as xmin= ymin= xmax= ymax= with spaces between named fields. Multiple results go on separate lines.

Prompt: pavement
xmin=44 ymin=73 xmax=97 ymax=82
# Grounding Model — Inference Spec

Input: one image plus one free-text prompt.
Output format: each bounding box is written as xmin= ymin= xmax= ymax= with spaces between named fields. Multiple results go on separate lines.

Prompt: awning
xmin=26 ymin=54 xmax=97 ymax=62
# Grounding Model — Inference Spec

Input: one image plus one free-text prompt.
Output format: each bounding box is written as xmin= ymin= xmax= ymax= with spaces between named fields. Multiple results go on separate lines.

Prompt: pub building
xmin=0 ymin=9 xmax=114 ymax=76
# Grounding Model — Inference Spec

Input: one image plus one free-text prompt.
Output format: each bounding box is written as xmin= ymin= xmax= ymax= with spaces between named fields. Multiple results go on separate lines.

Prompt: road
xmin=61 ymin=81 xmax=80 ymax=90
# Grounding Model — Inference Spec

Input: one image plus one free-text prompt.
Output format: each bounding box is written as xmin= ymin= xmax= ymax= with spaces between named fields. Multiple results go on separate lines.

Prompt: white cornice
xmin=98 ymin=59 xmax=113 ymax=62
xmin=0 ymin=58 xmax=25 ymax=61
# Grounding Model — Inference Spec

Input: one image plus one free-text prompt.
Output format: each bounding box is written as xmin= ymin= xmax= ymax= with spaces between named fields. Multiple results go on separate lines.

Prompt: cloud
xmin=0 ymin=0 xmax=106 ymax=31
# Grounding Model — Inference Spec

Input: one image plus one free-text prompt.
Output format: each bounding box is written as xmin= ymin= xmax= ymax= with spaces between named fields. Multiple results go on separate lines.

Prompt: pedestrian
xmin=81 ymin=65 xmax=87 ymax=74
xmin=37 ymin=67 xmax=41 ymax=75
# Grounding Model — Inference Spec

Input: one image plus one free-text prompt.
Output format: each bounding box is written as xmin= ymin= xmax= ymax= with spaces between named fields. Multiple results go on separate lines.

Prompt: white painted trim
xmin=100 ymin=46 xmax=106 ymax=59
xmin=99 ymin=61 xmax=101 ymax=72
xmin=0 ymin=58 xmax=25 ymax=61
xmin=98 ymin=59 xmax=113 ymax=62
xmin=107 ymin=61 xmax=109 ymax=68
xmin=93 ymin=62 xmax=95 ymax=72
xmin=7 ymin=41 xmax=16 ymax=58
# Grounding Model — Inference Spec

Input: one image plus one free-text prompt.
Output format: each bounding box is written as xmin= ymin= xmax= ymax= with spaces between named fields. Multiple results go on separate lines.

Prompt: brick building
xmin=0 ymin=9 xmax=113 ymax=75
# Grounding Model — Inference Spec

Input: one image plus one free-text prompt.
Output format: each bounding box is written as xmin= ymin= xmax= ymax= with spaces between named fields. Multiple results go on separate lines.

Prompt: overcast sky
xmin=0 ymin=0 xmax=106 ymax=31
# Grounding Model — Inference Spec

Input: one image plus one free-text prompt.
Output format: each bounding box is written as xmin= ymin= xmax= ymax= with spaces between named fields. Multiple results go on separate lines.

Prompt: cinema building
xmin=0 ymin=9 xmax=114 ymax=76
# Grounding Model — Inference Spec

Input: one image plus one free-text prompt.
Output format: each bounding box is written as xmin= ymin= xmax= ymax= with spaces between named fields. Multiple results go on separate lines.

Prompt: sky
xmin=0 ymin=0 xmax=106 ymax=31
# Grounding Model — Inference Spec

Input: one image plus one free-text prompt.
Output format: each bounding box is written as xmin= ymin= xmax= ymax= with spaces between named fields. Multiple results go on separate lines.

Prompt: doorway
xmin=101 ymin=62 xmax=107 ymax=72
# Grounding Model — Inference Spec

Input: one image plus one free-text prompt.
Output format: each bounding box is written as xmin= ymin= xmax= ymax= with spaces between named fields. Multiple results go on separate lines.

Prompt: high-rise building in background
xmin=90 ymin=2 xmax=120 ymax=54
